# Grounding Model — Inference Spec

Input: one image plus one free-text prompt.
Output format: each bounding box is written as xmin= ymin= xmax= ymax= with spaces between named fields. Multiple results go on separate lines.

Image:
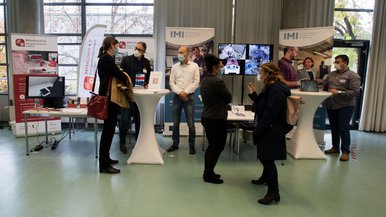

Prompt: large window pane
xmin=0 ymin=45 xmax=6 ymax=63
xmin=44 ymin=0 xmax=81 ymax=2
xmin=86 ymin=0 xmax=153 ymax=3
xmin=44 ymin=6 xmax=82 ymax=34
xmin=58 ymin=45 xmax=80 ymax=64
xmin=334 ymin=11 xmax=373 ymax=40
xmin=0 ymin=6 xmax=4 ymax=34
xmin=58 ymin=36 xmax=82 ymax=43
xmin=0 ymin=65 xmax=7 ymax=93
xmin=59 ymin=66 xmax=78 ymax=95
xmin=86 ymin=5 xmax=153 ymax=34
xmin=335 ymin=0 xmax=375 ymax=9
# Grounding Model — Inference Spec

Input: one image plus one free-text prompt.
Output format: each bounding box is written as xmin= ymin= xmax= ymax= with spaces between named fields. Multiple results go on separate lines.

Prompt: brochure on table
xmin=10 ymin=33 xmax=61 ymax=137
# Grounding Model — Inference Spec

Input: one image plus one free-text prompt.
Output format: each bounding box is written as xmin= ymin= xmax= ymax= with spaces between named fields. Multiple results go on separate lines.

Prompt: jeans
xmin=119 ymin=102 xmax=140 ymax=144
xmin=327 ymin=106 xmax=354 ymax=153
xmin=172 ymin=94 xmax=196 ymax=147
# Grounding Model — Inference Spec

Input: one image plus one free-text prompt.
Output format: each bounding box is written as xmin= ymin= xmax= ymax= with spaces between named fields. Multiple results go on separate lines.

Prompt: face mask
xmin=177 ymin=54 xmax=185 ymax=62
xmin=113 ymin=48 xmax=118 ymax=56
xmin=134 ymin=49 xmax=142 ymax=58
xmin=334 ymin=63 xmax=342 ymax=71
xmin=256 ymin=74 xmax=262 ymax=82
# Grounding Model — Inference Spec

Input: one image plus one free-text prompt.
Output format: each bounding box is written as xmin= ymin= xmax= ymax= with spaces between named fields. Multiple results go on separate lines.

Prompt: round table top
xmin=133 ymin=88 xmax=170 ymax=95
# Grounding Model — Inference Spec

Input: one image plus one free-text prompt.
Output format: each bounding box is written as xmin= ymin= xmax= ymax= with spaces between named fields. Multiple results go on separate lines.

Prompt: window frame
xmin=0 ymin=0 xmax=8 ymax=94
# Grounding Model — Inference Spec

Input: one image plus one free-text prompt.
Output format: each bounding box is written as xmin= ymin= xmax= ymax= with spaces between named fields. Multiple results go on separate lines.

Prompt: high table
xmin=287 ymin=89 xmax=332 ymax=159
xmin=23 ymin=108 xmax=98 ymax=157
xmin=227 ymin=111 xmax=255 ymax=154
xmin=127 ymin=89 xmax=169 ymax=164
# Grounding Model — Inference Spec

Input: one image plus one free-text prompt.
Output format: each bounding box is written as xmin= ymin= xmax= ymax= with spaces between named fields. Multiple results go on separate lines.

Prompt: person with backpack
xmin=247 ymin=62 xmax=291 ymax=205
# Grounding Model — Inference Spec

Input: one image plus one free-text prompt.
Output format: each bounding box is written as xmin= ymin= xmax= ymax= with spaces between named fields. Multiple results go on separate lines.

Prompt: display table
xmin=227 ymin=111 xmax=255 ymax=154
xmin=23 ymin=108 xmax=98 ymax=157
xmin=127 ymin=89 xmax=169 ymax=164
xmin=287 ymin=89 xmax=332 ymax=159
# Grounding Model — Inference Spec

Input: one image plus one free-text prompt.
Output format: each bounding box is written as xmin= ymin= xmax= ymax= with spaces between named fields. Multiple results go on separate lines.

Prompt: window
xmin=334 ymin=0 xmax=375 ymax=40
xmin=0 ymin=0 xmax=7 ymax=93
xmin=44 ymin=0 xmax=154 ymax=95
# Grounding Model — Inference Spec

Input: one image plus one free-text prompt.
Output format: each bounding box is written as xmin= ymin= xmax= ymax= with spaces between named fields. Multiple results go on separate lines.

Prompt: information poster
xmin=11 ymin=34 xmax=61 ymax=137
xmin=164 ymin=27 xmax=215 ymax=135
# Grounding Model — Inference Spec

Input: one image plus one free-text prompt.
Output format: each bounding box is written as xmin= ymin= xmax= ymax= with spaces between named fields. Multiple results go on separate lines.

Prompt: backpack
xmin=284 ymin=95 xmax=304 ymax=134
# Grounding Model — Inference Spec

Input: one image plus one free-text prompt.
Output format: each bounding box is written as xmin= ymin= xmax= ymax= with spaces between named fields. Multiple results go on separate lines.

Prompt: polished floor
xmin=0 ymin=127 xmax=385 ymax=217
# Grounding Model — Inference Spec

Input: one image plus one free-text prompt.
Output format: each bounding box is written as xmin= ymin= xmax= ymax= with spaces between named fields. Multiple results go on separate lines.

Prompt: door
xmin=331 ymin=39 xmax=369 ymax=129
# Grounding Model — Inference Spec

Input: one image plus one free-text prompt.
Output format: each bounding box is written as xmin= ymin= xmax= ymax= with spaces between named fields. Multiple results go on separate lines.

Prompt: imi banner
xmin=10 ymin=33 xmax=61 ymax=137
xmin=279 ymin=26 xmax=334 ymax=145
xmin=164 ymin=27 xmax=215 ymax=136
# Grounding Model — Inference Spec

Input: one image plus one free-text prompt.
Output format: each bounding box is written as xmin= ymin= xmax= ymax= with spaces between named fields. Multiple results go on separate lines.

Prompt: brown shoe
xmin=325 ymin=147 xmax=339 ymax=154
xmin=340 ymin=152 xmax=349 ymax=161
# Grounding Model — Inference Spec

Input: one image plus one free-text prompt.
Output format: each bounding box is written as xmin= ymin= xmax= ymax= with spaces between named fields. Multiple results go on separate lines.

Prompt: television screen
xmin=245 ymin=44 xmax=273 ymax=75
xmin=27 ymin=76 xmax=65 ymax=98
xmin=218 ymin=43 xmax=247 ymax=60
xmin=221 ymin=58 xmax=245 ymax=75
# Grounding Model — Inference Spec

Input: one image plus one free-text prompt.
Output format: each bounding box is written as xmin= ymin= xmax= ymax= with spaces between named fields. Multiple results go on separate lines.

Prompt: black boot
xmin=203 ymin=172 xmax=223 ymax=184
xmin=258 ymin=192 xmax=280 ymax=205
xmin=251 ymin=177 xmax=267 ymax=185
xmin=120 ymin=143 xmax=127 ymax=154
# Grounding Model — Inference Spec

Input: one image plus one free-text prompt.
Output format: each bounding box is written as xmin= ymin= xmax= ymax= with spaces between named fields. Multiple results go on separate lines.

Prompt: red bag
xmin=87 ymin=70 xmax=111 ymax=120
xmin=87 ymin=92 xmax=108 ymax=120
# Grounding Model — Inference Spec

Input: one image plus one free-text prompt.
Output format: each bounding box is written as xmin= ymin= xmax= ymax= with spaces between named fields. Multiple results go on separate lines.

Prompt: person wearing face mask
xmin=247 ymin=63 xmax=290 ymax=205
xmin=200 ymin=54 xmax=232 ymax=184
xmin=97 ymin=36 xmax=129 ymax=174
xmin=118 ymin=42 xmax=151 ymax=154
xmin=167 ymin=46 xmax=200 ymax=155
xmin=278 ymin=46 xmax=300 ymax=88
xmin=323 ymin=55 xmax=361 ymax=161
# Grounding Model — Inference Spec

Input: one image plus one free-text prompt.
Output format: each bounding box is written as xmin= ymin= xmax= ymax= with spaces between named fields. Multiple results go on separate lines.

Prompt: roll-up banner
xmin=279 ymin=26 xmax=334 ymax=145
xmin=164 ymin=27 xmax=215 ymax=136
xmin=77 ymin=24 xmax=107 ymax=98
xmin=10 ymin=33 xmax=61 ymax=137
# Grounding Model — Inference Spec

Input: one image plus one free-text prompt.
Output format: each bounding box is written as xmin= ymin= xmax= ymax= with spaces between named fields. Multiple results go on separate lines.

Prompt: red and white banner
xmin=77 ymin=24 xmax=107 ymax=97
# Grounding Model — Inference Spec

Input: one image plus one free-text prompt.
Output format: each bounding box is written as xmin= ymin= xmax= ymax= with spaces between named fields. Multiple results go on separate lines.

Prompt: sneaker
xmin=167 ymin=145 xmax=178 ymax=152
xmin=189 ymin=147 xmax=196 ymax=155
xmin=324 ymin=147 xmax=339 ymax=154
xmin=340 ymin=152 xmax=349 ymax=161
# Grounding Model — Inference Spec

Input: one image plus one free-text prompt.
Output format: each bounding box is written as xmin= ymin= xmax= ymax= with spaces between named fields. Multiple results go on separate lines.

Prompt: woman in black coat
xmin=248 ymin=62 xmax=290 ymax=205
xmin=97 ymin=36 xmax=128 ymax=174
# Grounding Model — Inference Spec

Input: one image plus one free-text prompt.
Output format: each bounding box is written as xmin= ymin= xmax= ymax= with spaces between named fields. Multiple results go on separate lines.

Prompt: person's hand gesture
xmin=248 ymin=82 xmax=256 ymax=94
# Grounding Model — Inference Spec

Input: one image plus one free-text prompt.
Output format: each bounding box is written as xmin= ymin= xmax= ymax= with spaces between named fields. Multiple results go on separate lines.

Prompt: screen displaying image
xmin=245 ymin=44 xmax=272 ymax=75
xmin=222 ymin=58 xmax=245 ymax=75
xmin=218 ymin=43 xmax=247 ymax=60
xmin=27 ymin=76 xmax=65 ymax=98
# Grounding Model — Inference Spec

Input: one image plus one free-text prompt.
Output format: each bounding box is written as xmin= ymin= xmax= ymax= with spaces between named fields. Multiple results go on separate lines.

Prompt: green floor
xmin=0 ymin=127 xmax=385 ymax=217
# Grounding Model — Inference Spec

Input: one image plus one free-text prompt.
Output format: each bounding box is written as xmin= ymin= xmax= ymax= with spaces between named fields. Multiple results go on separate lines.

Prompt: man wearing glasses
xmin=323 ymin=55 xmax=361 ymax=161
xmin=119 ymin=42 xmax=151 ymax=153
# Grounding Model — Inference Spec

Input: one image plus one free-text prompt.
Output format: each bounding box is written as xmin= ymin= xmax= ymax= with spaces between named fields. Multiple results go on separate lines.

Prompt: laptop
xmin=300 ymin=80 xmax=319 ymax=92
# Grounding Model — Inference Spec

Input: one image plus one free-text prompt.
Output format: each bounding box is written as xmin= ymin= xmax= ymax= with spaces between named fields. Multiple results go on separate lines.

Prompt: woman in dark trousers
xmin=200 ymin=54 xmax=232 ymax=184
xmin=97 ymin=36 xmax=128 ymax=174
xmin=247 ymin=62 xmax=290 ymax=204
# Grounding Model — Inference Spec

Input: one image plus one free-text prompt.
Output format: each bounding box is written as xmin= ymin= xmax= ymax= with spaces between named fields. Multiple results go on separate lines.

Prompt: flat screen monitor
xmin=27 ymin=76 xmax=65 ymax=108
xmin=245 ymin=44 xmax=273 ymax=76
xmin=218 ymin=43 xmax=247 ymax=60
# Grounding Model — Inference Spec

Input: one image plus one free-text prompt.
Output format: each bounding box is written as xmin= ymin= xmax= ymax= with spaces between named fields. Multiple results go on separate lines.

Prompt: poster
xmin=10 ymin=33 xmax=61 ymax=137
xmin=164 ymin=27 xmax=215 ymax=136
xmin=279 ymin=26 xmax=334 ymax=145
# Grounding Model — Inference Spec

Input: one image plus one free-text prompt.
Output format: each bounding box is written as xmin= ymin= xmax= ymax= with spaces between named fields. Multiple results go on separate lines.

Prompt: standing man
xmin=119 ymin=41 xmax=151 ymax=154
xmin=167 ymin=46 xmax=200 ymax=155
xmin=278 ymin=46 xmax=300 ymax=89
xmin=192 ymin=46 xmax=204 ymax=68
xmin=323 ymin=55 xmax=361 ymax=161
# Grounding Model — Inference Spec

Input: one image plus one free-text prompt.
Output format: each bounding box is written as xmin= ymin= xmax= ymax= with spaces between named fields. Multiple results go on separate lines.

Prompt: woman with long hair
xmin=247 ymin=62 xmax=290 ymax=204
xmin=200 ymin=54 xmax=232 ymax=184
xmin=97 ymin=36 xmax=128 ymax=174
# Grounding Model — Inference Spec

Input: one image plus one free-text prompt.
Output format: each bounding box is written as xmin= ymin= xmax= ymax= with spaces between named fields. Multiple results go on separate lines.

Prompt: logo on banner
xmin=15 ymin=38 xmax=25 ymax=47
xmin=284 ymin=32 xmax=299 ymax=40
xmin=119 ymin=41 xmax=126 ymax=49
xmin=170 ymin=31 xmax=185 ymax=38
xmin=84 ymin=76 xmax=94 ymax=91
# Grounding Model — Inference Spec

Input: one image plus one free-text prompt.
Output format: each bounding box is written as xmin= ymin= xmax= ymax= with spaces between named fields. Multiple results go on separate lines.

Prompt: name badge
xmin=143 ymin=68 xmax=147 ymax=74
xmin=340 ymin=79 xmax=346 ymax=83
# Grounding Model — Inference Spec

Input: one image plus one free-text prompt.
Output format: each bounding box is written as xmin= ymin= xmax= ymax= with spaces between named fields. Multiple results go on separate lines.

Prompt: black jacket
xmin=120 ymin=54 xmax=151 ymax=87
xmin=97 ymin=53 xmax=128 ymax=97
xmin=249 ymin=82 xmax=290 ymax=160
xmin=201 ymin=74 xmax=232 ymax=120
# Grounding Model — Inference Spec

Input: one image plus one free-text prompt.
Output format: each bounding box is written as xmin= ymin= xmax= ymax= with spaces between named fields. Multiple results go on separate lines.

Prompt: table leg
xmin=94 ymin=118 xmax=98 ymax=158
xmin=25 ymin=114 xmax=29 ymax=156
xmin=45 ymin=118 xmax=48 ymax=144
